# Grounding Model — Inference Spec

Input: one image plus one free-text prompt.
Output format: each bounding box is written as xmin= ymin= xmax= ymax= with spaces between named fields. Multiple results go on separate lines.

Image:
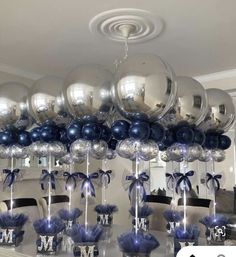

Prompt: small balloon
xmin=129 ymin=121 xmax=150 ymax=140
xmin=100 ymin=125 xmax=112 ymax=142
xmin=218 ymin=135 xmax=231 ymax=150
xmin=67 ymin=121 xmax=82 ymax=142
xmin=106 ymin=149 xmax=117 ymax=160
xmin=160 ymin=151 xmax=170 ymax=162
xmin=90 ymin=140 xmax=108 ymax=160
xmin=150 ymin=123 xmax=165 ymax=142
xmin=211 ymin=149 xmax=225 ymax=162
xmin=187 ymin=143 xmax=203 ymax=160
xmin=18 ymin=131 xmax=32 ymax=146
xmin=111 ymin=120 xmax=130 ymax=140
xmin=176 ymin=126 xmax=194 ymax=145
xmin=70 ymin=139 xmax=91 ymax=157
xmin=139 ymin=140 xmax=159 ymax=161
xmin=82 ymin=123 xmax=101 ymax=141
xmin=167 ymin=143 xmax=188 ymax=161
xmin=198 ymin=149 xmax=212 ymax=162
xmin=48 ymin=142 xmax=67 ymax=158
xmin=193 ymin=129 xmax=205 ymax=146
xmin=204 ymin=132 xmax=219 ymax=149
xmin=30 ymin=127 xmax=41 ymax=142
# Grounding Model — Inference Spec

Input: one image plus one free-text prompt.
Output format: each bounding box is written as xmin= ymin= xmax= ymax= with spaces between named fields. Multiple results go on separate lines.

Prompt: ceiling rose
xmin=89 ymin=8 xmax=164 ymax=43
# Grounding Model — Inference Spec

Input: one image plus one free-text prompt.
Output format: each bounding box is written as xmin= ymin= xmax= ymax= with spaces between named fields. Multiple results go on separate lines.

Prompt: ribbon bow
xmin=165 ymin=173 xmax=175 ymax=191
xmin=206 ymin=173 xmax=222 ymax=192
xmin=40 ymin=170 xmax=58 ymax=191
xmin=174 ymin=170 xmax=194 ymax=194
xmin=98 ymin=169 xmax=112 ymax=185
xmin=63 ymin=172 xmax=79 ymax=191
xmin=77 ymin=172 xmax=99 ymax=198
xmin=126 ymin=172 xmax=150 ymax=202
xmin=2 ymin=169 xmax=20 ymax=187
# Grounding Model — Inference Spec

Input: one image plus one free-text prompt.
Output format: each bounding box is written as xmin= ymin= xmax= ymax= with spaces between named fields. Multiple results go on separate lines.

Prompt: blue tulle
xmin=118 ymin=231 xmax=159 ymax=254
xmin=0 ymin=213 xmax=28 ymax=228
xmin=58 ymin=208 xmax=83 ymax=221
xmin=175 ymin=225 xmax=200 ymax=240
xmin=95 ymin=204 xmax=118 ymax=215
xmin=33 ymin=217 xmax=65 ymax=235
xmin=163 ymin=210 xmax=184 ymax=222
xmin=199 ymin=214 xmax=229 ymax=228
xmin=129 ymin=205 xmax=153 ymax=218
xmin=70 ymin=224 xmax=103 ymax=243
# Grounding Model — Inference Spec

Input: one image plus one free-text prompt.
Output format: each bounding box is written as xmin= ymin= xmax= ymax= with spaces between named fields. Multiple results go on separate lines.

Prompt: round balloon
xmin=0 ymin=82 xmax=33 ymax=129
xmin=27 ymin=76 xmax=71 ymax=125
xmin=62 ymin=64 xmax=113 ymax=122
xmin=112 ymin=53 xmax=177 ymax=121
xmin=161 ymin=76 xmax=208 ymax=127
xmin=199 ymin=88 xmax=235 ymax=132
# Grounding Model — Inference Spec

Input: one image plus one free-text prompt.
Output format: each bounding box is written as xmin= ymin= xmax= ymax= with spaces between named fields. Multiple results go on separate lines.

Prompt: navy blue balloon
xmin=193 ymin=129 xmax=205 ymax=146
xmin=67 ymin=121 xmax=82 ymax=142
xmin=111 ymin=120 xmax=130 ymax=140
xmin=108 ymin=138 xmax=118 ymax=150
xmin=204 ymin=133 xmax=219 ymax=149
xmin=150 ymin=123 xmax=165 ymax=142
xmin=129 ymin=121 xmax=150 ymax=140
xmin=0 ymin=130 xmax=17 ymax=145
xmin=162 ymin=130 xmax=175 ymax=147
xmin=82 ymin=123 xmax=101 ymax=141
xmin=100 ymin=125 xmax=112 ymax=142
xmin=158 ymin=142 xmax=167 ymax=151
xmin=59 ymin=127 xmax=70 ymax=144
xmin=176 ymin=126 xmax=194 ymax=145
xmin=218 ymin=135 xmax=231 ymax=150
xmin=40 ymin=125 xmax=57 ymax=142
xmin=18 ymin=131 xmax=32 ymax=146
xmin=30 ymin=127 xmax=41 ymax=142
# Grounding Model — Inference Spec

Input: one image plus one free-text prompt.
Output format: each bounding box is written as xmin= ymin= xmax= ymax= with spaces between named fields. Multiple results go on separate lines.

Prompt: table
xmin=0 ymin=224 xmax=206 ymax=257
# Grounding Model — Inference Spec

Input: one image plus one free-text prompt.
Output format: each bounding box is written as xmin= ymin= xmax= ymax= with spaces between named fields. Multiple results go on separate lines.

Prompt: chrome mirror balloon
xmin=62 ymin=64 xmax=113 ymax=122
xmin=112 ymin=53 xmax=177 ymax=122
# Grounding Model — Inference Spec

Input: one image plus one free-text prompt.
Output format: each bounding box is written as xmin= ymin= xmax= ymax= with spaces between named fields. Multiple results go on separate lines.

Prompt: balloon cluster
xmin=0 ymin=54 xmax=234 ymax=164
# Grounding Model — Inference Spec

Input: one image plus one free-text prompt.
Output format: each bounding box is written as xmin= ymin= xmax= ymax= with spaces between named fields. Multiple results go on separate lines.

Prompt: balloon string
xmin=212 ymin=159 xmax=216 ymax=217
xmin=47 ymin=153 xmax=52 ymax=223
xmin=102 ymin=159 xmax=108 ymax=205
xmin=85 ymin=150 xmax=89 ymax=232
xmin=135 ymin=155 xmax=140 ymax=235
xmin=10 ymin=157 xmax=14 ymax=216
xmin=68 ymin=163 xmax=73 ymax=213
xmin=182 ymin=160 xmax=188 ymax=232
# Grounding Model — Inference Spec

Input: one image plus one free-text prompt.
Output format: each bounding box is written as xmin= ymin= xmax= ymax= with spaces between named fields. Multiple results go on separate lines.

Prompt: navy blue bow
xmin=174 ymin=170 xmax=194 ymax=193
xmin=99 ymin=169 xmax=112 ymax=185
xmin=126 ymin=172 xmax=150 ymax=202
xmin=40 ymin=170 xmax=58 ymax=191
xmin=77 ymin=172 xmax=99 ymax=198
xmin=63 ymin=172 xmax=79 ymax=191
xmin=2 ymin=169 xmax=20 ymax=187
xmin=206 ymin=173 xmax=222 ymax=192
xmin=165 ymin=173 xmax=175 ymax=190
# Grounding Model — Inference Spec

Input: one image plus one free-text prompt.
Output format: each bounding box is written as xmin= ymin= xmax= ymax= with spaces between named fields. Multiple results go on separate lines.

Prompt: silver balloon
xmin=211 ymin=149 xmax=225 ymax=162
xmin=27 ymin=76 xmax=71 ymax=125
xmin=63 ymin=64 xmax=113 ymax=121
xmin=48 ymin=142 xmax=67 ymax=158
xmin=139 ymin=140 xmax=159 ymax=161
xmin=72 ymin=155 xmax=85 ymax=164
xmin=0 ymin=82 xmax=33 ymax=129
xmin=90 ymin=140 xmax=108 ymax=160
xmin=30 ymin=142 xmax=48 ymax=157
xmin=116 ymin=138 xmax=141 ymax=159
xmin=198 ymin=149 xmax=212 ymax=162
xmin=106 ymin=149 xmax=117 ymax=160
xmin=167 ymin=143 xmax=188 ymax=161
xmin=60 ymin=153 xmax=85 ymax=164
xmin=187 ymin=144 xmax=203 ymax=160
xmin=199 ymin=88 xmax=235 ymax=132
xmin=70 ymin=139 xmax=91 ymax=157
xmin=160 ymin=151 xmax=170 ymax=162
xmin=4 ymin=145 xmax=28 ymax=159
xmin=112 ymin=54 xmax=177 ymax=121
xmin=161 ymin=76 xmax=208 ymax=126
xmin=0 ymin=145 xmax=7 ymax=159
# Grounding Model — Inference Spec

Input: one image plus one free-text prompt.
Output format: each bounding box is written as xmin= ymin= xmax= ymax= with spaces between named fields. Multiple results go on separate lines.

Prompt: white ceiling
xmin=0 ymin=0 xmax=236 ymax=79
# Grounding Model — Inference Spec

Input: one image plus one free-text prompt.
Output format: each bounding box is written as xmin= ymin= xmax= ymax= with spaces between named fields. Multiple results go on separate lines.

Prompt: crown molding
xmin=0 ymin=63 xmax=42 ymax=80
xmin=194 ymin=69 xmax=236 ymax=83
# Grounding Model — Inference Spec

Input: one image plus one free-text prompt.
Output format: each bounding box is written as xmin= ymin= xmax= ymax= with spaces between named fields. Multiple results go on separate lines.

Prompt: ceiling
xmin=0 ymin=0 xmax=236 ymax=79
